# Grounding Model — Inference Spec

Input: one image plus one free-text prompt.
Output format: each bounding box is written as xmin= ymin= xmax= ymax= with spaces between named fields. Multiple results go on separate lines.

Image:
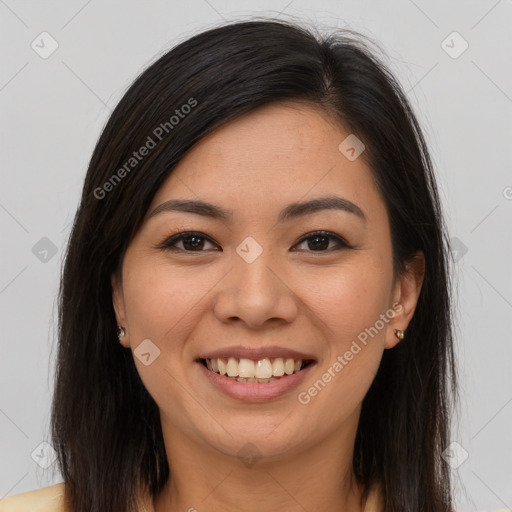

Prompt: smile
xmin=201 ymin=357 xmax=312 ymax=383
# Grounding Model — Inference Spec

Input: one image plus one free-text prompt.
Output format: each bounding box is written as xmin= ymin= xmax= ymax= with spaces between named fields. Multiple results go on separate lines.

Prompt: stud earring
xmin=394 ymin=329 xmax=405 ymax=340
xmin=117 ymin=326 xmax=126 ymax=340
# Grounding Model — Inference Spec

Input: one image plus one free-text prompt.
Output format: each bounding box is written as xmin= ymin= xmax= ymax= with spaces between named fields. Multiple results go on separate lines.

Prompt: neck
xmin=153 ymin=410 xmax=366 ymax=512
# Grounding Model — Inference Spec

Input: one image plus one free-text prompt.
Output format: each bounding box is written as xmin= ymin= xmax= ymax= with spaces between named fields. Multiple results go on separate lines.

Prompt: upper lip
xmin=198 ymin=345 xmax=316 ymax=361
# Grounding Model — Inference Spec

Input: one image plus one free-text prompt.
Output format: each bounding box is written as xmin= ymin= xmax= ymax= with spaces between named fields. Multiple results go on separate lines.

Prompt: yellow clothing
xmin=1 ymin=481 xmax=510 ymax=511
xmin=0 ymin=481 xmax=383 ymax=511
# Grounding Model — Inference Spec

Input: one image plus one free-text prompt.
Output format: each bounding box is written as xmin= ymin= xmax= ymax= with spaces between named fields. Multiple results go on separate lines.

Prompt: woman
xmin=1 ymin=18 xmax=480 ymax=512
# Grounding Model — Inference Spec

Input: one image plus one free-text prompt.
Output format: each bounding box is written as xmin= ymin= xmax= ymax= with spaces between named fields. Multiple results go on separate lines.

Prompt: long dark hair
xmin=50 ymin=18 xmax=458 ymax=512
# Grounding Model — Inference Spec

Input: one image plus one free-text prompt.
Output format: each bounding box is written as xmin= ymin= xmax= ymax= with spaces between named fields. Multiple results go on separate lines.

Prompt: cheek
xmin=295 ymin=252 xmax=392 ymax=413
xmin=122 ymin=258 xmax=212 ymax=340
xmin=293 ymin=263 xmax=389 ymax=429
xmin=302 ymin=257 xmax=392 ymax=345
xmin=120 ymin=260 xmax=207 ymax=410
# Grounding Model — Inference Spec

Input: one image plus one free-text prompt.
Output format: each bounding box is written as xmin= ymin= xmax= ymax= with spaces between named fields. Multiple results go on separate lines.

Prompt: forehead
xmin=149 ymin=102 xmax=386 ymax=223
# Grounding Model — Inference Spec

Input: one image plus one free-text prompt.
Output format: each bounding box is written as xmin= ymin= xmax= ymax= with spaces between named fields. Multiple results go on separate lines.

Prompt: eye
xmin=157 ymin=231 xmax=219 ymax=252
xmin=157 ymin=230 xmax=351 ymax=253
xmin=292 ymin=231 xmax=351 ymax=252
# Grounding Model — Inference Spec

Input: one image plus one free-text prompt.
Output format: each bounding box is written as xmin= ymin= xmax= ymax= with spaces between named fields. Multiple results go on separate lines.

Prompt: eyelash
xmin=156 ymin=230 xmax=352 ymax=253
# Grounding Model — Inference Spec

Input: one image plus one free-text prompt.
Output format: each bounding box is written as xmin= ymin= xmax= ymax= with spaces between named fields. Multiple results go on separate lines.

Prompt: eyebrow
xmin=147 ymin=196 xmax=366 ymax=223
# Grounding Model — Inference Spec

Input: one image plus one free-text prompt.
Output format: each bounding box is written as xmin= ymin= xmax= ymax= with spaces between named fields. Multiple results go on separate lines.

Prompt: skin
xmin=112 ymin=102 xmax=425 ymax=512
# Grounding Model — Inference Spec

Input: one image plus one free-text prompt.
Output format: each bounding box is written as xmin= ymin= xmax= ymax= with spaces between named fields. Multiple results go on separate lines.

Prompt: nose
xmin=212 ymin=245 xmax=298 ymax=329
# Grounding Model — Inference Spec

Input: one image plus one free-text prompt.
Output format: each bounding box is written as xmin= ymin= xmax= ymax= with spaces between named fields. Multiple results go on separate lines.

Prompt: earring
xmin=394 ymin=329 xmax=405 ymax=340
xmin=117 ymin=326 xmax=126 ymax=340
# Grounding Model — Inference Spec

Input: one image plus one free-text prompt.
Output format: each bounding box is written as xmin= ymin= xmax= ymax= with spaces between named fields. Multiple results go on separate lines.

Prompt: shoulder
xmin=364 ymin=481 xmax=382 ymax=512
xmin=0 ymin=483 xmax=65 ymax=512
xmin=363 ymin=482 xmax=509 ymax=512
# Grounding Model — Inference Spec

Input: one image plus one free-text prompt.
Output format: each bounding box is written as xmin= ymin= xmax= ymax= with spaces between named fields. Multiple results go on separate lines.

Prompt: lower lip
xmin=196 ymin=361 xmax=316 ymax=402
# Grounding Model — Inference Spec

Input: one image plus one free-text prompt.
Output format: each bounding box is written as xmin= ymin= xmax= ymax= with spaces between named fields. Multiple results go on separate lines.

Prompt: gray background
xmin=1 ymin=1 xmax=511 ymax=510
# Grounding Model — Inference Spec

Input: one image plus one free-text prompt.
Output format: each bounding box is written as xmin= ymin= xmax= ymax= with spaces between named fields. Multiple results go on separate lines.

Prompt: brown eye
xmin=158 ymin=232 xmax=219 ymax=252
xmin=293 ymin=231 xmax=350 ymax=252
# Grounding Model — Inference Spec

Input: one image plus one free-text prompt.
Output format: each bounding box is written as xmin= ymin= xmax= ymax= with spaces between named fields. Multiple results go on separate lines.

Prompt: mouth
xmin=197 ymin=357 xmax=315 ymax=383
xmin=195 ymin=346 xmax=317 ymax=401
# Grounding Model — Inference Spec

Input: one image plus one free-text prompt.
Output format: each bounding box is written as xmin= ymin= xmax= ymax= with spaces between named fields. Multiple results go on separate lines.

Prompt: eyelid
xmin=156 ymin=230 xmax=352 ymax=252
xmin=294 ymin=230 xmax=350 ymax=247
xmin=156 ymin=230 xmax=219 ymax=251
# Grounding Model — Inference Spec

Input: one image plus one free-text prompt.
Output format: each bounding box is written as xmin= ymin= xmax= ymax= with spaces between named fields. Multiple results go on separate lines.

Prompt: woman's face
xmin=112 ymin=102 xmax=423 ymax=462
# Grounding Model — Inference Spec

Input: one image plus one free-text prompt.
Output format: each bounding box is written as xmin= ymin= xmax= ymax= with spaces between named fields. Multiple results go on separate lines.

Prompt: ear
xmin=385 ymin=251 xmax=425 ymax=349
xmin=111 ymin=271 xmax=128 ymax=347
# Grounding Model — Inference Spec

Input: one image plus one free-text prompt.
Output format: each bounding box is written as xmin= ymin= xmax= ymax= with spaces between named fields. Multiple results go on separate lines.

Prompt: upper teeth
xmin=205 ymin=357 xmax=304 ymax=379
